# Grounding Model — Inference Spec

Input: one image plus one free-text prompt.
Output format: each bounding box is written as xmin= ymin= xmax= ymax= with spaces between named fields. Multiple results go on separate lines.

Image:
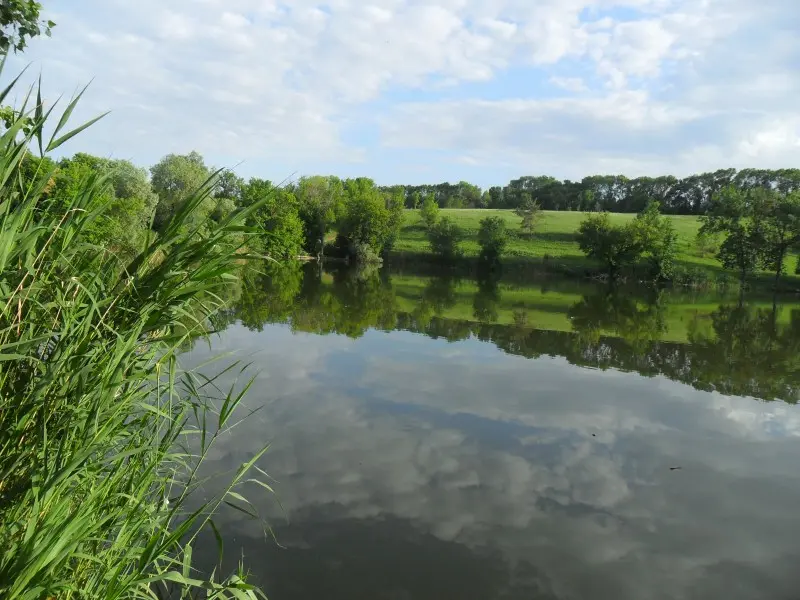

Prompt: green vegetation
xmin=426 ymin=216 xmax=463 ymax=261
xmin=577 ymin=213 xmax=641 ymax=280
xmin=392 ymin=208 xmax=800 ymax=288
xmin=477 ymin=216 xmax=509 ymax=264
xmin=382 ymin=170 xmax=800 ymax=214
xmin=514 ymin=198 xmax=541 ymax=237
xmin=419 ymin=192 xmax=439 ymax=228
xmin=701 ymin=186 xmax=800 ymax=286
xmin=0 ymin=71 xmax=268 ymax=597
xmin=0 ymin=0 xmax=53 ymax=54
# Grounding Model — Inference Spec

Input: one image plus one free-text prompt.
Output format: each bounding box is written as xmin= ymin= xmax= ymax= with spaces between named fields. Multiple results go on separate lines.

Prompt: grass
xmin=0 ymin=65 xmax=267 ymax=599
xmin=392 ymin=209 xmax=800 ymax=287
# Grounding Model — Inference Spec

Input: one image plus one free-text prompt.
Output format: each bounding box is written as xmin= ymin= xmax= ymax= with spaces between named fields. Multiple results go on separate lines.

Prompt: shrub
xmin=477 ymin=216 xmax=509 ymax=263
xmin=419 ymin=193 xmax=439 ymax=228
xmin=577 ymin=212 xmax=641 ymax=279
xmin=427 ymin=216 xmax=463 ymax=260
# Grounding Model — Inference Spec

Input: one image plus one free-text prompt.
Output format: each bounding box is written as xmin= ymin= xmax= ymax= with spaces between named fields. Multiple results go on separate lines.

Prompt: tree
xmin=514 ymin=197 xmax=541 ymax=237
xmin=336 ymin=177 xmax=400 ymax=261
xmin=295 ymin=175 xmax=345 ymax=256
xmin=48 ymin=154 xmax=158 ymax=256
xmin=701 ymin=186 xmax=763 ymax=284
xmin=241 ymin=178 xmax=304 ymax=259
xmin=751 ymin=188 xmax=800 ymax=287
xmin=0 ymin=0 xmax=54 ymax=54
xmin=419 ymin=193 xmax=439 ymax=228
xmin=150 ymin=151 xmax=212 ymax=232
xmin=215 ymin=169 xmax=244 ymax=202
xmin=477 ymin=216 xmax=508 ymax=264
xmin=577 ymin=213 xmax=641 ymax=279
xmin=427 ymin=216 xmax=463 ymax=261
xmin=632 ymin=201 xmax=678 ymax=282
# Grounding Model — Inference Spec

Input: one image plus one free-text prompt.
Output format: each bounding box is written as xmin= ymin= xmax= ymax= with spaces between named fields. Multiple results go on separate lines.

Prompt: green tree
xmin=419 ymin=193 xmax=439 ymax=228
xmin=0 ymin=0 xmax=53 ymax=54
xmin=514 ymin=197 xmax=541 ymax=237
xmin=750 ymin=188 xmax=800 ymax=287
xmin=48 ymin=154 xmax=158 ymax=256
xmin=336 ymin=177 xmax=399 ymax=261
xmin=150 ymin=151 xmax=213 ymax=232
xmin=295 ymin=175 xmax=345 ymax=257
xmin=383 ymin=187 xmax=405 ymax=254
xmin=577 ymin=213 xmax=641 ymax=279
xmin=241 ymin=178 xmax=304 ymax=259
xmin=477 ymin=216 xmax=509 ymax=264
xmin=633 ymin=200 xmax=678 ymax=282
xmin=426 ymin=216 xmax=463 ymax=261
xmin=701 ymin=186 xmax=763 ymax=284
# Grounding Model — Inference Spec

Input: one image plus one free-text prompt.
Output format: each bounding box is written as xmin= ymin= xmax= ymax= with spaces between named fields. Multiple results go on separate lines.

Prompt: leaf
xmin=46 ymin=111 xmax=109 ymax=152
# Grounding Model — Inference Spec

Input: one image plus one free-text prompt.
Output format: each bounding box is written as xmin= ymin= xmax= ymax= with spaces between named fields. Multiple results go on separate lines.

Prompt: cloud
xmin=8 ymin=0 xmax=800 ymax=184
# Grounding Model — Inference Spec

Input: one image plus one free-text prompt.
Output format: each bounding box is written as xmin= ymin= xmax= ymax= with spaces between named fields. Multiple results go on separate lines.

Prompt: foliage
xmin=632 ymin=201 xmax=678 ymax=282
xmin=514 ymin=197 xmax=541 ymax=237
xmin=48 ymin=153 xmax=158 ymax=257
xmin=426 ymin=216 xmax=463 ymax=261
xmin=477 ymin=216 xmax=509 ymax=263
xmin=150 ymin=151 xmax=213 ymax=232
xmin=383 ymin=187 xmax=405 ymax=254
xmin=750 ymin=188 xmax=800 ymax=285
xmin=701 ymin=186 xmax=764 ymax=283
xmin=382 ymin=168 xmax=800 ymax=215
xmin=0 ymin=0 xmax=53 ymax=53
xmin=336 ymin=177 xmax=401 ymax=261
xmin=241 ymin=178 xmax=305 ymax=259
xmin=0 ymin=70 xmax=267 ymax=598
xmin=577 ymin=212 xmax=642 ymax=279
xmin=419 ymin=193 xmax=439 ymax=228
xmin=295 ymin=175 xmax=345 ymax=256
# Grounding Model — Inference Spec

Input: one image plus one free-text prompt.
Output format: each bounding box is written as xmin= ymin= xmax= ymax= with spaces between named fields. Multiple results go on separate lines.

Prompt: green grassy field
xmin=393 ymin=209 xmax=715 ymax=267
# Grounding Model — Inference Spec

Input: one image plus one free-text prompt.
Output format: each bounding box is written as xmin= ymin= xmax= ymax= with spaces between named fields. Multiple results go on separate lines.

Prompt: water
xmin=188 ymin=264 xmax=800 ymax=599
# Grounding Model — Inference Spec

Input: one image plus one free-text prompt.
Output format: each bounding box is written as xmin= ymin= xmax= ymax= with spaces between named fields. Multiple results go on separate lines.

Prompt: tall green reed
xmin=0 ymin=58 xmax=270 ymax=599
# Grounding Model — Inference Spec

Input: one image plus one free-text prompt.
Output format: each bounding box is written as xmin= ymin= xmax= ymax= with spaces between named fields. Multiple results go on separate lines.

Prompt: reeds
xmin=0 ymin=59 xmax=269 ymax=599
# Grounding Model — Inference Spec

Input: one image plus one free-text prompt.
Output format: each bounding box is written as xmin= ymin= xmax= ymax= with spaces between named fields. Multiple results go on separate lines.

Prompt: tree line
xmin=381 ymin=169 xmax=800 ymax=214
xmin=21 ymin=151 xmax=406 ymax=263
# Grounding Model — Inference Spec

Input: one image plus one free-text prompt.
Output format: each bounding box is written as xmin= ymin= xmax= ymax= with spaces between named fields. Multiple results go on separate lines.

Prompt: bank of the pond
xmin=384 ymin=209 xmax=800 ymax=292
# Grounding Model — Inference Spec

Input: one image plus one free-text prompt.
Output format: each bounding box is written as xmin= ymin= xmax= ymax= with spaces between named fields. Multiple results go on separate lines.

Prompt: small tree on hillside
xmin=420 ymin=193 xmax=439 ymax=228
xmin=515 ymin=198 xmax=541 ymax=237
xmin=577 ymin=213 xmax=641 ymax=279
xmin=477 ymin=216 xmax=509 ymax=264
xmin=427 ymin=216 xmax=463 ymax=261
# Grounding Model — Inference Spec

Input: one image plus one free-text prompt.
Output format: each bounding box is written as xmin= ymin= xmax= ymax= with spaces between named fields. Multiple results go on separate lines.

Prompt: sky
xmin=7 ymin=0 xmax=800 ymax=187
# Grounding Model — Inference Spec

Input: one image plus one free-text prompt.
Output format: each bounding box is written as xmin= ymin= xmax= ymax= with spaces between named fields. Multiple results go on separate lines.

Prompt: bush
xmin=427 ymin=216 xmax=463 ymax=261
xmin=577 ymin=212 xmax=641 ymax=279
xmin=419 ymin=193 xmax=439 ymax=228
xmin=477 ymin=216 xmax=509 ymax=263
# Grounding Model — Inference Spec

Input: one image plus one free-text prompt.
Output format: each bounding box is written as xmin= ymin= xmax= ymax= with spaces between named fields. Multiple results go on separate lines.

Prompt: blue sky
xmin=8 ymin=0 xmax=800 ymax=187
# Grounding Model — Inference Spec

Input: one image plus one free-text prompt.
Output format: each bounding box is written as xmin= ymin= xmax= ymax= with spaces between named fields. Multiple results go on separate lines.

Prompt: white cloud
xmin=6 ymin=0 xmax=799 ymax=183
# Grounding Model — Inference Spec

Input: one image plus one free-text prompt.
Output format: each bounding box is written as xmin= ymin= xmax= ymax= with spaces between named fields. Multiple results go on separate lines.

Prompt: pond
xmin=186 ymin=263 xmax=800 ymax=599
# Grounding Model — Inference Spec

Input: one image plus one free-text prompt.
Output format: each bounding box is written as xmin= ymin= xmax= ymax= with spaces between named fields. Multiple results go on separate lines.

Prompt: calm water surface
xmin=187 ymin=264 xmax=800 ymax=599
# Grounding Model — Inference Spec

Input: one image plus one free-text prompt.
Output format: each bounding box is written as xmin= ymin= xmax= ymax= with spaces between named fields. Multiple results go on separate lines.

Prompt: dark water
xmin=187 ymin=264 xmax=800 ymax=599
